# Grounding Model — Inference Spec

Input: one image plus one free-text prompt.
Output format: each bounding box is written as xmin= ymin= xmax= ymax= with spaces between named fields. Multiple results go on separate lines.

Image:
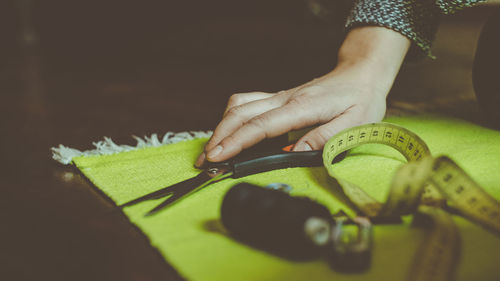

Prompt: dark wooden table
xmin=1 ymin=1 xmax=493 ymax=280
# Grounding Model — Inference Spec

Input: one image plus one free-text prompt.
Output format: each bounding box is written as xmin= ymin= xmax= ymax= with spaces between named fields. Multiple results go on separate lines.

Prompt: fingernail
xmin=293 ymin=142 xmax=312 ymax=151
xmin=195 ymin=153 xmax=205 ymax=168
xmin=207 ymin=145 xmax=223 ymax=159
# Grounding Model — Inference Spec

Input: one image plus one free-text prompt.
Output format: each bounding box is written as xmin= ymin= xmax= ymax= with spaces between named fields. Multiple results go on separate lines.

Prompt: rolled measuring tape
xmin=322 ymin=122 xmax=500 ymax=281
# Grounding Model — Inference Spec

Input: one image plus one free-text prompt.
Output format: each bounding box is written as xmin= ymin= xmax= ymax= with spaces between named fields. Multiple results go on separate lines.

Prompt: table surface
xmin=1 ymin=2 xmax=495 ymax=281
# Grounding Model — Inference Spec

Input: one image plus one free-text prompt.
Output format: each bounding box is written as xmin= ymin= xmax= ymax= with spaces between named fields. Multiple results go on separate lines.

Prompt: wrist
xmin=335 ymin=26 xmax=410 ymax=93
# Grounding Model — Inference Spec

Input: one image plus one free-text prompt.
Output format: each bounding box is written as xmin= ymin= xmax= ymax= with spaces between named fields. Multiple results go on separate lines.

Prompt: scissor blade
xmin=145 ymin=171 xmax=233 ymax=216
xmin=118 ymin=172 xmax=211 ymax=209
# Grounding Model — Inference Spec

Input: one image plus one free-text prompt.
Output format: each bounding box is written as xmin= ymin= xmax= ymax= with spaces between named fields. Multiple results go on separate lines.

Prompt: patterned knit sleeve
xmin=345 ymin=0 xmax=486 ymax=58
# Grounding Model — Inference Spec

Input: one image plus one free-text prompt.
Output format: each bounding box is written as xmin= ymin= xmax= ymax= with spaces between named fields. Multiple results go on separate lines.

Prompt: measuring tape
xmin=322 ymin=123 xmax=500 ymax=281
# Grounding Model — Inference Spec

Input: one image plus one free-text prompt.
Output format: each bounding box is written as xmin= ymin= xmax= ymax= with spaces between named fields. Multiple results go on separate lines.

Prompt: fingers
xmin=293 ymin=107 xmax=365 ymax=151
xmin=205 ymin=95 xmax=284 ymax=152
xmin=195 ymin=93 xmax=281 ymax=168
xmin=205 ymin=100 xmax=321 ymax=162
xmin=224 ymin=92 xmax=274 ymax=115
xmin=195 ymin=152 xmax=207 ymax=168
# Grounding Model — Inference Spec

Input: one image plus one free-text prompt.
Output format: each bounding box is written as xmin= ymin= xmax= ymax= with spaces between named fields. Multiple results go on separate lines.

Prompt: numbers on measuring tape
xmin=323 ymin=122 xmax=500 ymax=236
xmin=408 ymin=142 xmax=414 ymax=151
xmin=443 ymin=174 xmax=453 ymax=182
xmin=467 ymin=197 xmax=478 ymax=206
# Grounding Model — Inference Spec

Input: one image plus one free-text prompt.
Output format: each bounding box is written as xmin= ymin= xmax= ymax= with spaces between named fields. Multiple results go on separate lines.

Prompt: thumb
xmin=293 ymin=111 xmax=360 ymax=151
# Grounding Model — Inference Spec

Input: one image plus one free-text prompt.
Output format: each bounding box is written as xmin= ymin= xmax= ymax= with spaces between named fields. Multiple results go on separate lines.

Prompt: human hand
xmin=196 ymin=26 xmax=410 ymax=167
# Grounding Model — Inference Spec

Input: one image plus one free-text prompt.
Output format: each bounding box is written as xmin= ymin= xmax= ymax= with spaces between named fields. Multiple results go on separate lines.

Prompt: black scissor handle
xmin=203 ymin=134 xmax=348 ymax=179
xmin=202 ymin=149 xmax=324 ymax=178
xmin=232 ymin=150 xmax=324 ymax=178
xmin=205 ymin=149 xmax=347 ymax=179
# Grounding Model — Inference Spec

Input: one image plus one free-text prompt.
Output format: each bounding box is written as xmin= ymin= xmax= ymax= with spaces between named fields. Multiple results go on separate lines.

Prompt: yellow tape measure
xmin=322 ymin=123 xmax=500 ymax=281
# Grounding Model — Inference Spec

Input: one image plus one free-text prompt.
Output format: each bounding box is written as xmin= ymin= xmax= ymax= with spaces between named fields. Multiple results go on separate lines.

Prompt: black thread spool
xmin=220 ymin=182 xmax=333 ymax=260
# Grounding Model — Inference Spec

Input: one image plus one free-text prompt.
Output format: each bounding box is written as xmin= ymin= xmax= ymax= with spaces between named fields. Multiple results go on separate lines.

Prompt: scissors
xmin=118 ymin=141 xmax=346 ymax=216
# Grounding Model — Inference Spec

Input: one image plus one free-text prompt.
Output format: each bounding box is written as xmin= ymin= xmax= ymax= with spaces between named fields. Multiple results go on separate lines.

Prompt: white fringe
xmin=51 ymin=131 xmax=213 ymax=165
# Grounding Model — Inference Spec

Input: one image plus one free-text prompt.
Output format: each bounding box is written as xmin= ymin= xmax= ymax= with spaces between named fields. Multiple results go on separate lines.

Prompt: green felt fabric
xmin=73 ymin=115 xmax=500 ymax=281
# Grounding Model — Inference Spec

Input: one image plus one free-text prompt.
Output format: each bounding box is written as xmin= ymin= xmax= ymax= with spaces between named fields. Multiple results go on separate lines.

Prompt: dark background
xmin=1 ymin=1 xmax=496 ymax=280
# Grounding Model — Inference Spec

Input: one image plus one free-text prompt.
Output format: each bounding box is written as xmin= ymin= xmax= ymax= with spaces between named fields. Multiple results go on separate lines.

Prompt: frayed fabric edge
xmin=51 ymin=131 xmax=213 ymax=165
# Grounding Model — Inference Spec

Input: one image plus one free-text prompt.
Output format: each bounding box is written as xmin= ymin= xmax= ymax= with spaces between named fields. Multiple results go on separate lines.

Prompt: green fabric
xmin=73 ymin=115 xmax=500 ymax=281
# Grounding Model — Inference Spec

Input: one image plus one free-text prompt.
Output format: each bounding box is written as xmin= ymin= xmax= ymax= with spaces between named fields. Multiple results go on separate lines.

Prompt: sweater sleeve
xmin=345 ymin=0 xmax=486 ymax=58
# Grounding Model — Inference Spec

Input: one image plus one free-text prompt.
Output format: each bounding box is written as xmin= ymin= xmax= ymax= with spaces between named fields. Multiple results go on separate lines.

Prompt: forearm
xmin=346 ymin=0 xmax=486 ymax=58
xmin=331 ymin=26 xmax=410 ymax=96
